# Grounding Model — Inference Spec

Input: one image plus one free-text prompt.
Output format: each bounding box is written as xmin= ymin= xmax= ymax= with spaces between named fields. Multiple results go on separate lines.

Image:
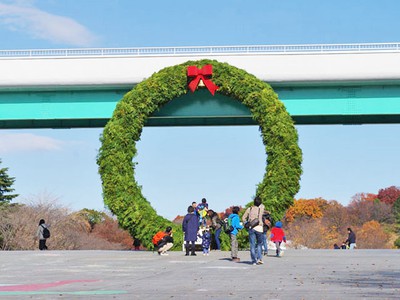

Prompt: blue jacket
xmin=228 ymin=213 xmax=243 ymax=235
xmin=199 ymin=231 xmax=212 ymax=248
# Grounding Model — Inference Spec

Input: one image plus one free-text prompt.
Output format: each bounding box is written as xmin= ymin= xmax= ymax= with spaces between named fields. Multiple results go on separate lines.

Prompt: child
xmin=198 ymin=227 xmax=212 ymax=256
xmin=270 ymin=221 xmax=286 ymax=257
xmin=196 ymin=198 xmax=209 ymax=227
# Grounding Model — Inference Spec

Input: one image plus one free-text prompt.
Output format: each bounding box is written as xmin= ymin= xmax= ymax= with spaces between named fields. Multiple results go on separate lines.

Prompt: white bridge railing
xmin=1 ymin=42 xmax=399 ymax=58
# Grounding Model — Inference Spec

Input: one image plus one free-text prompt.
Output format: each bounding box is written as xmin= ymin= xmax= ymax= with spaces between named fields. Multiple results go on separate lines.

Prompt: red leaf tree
xmin=377 ymin=186 xmax=400 ymax=205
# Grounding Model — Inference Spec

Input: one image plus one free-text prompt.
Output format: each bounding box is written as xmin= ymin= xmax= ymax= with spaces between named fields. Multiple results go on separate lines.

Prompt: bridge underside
xmin=1 ymin=84 xmax=400 ymax=129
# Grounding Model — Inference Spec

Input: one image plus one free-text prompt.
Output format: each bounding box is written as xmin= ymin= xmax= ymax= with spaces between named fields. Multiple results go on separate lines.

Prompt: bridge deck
xmin=1 ymin=43 xmax=400 ymax=128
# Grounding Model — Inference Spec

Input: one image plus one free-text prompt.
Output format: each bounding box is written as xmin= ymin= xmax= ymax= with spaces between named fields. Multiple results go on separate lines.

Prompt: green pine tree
xmin=393 ymin=196 xmax=400 ymax=224
xmin=0 ymin=159 xmax=18 ymax=203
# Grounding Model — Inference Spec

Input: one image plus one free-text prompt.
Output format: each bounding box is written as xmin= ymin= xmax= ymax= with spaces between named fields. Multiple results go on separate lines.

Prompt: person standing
xmin=182 ymin=206 xmax=199 ymax=256
xmin=270 ymin=221 xmax=287 ymax=257
xmin=36 ymin=219 xmax=49 ymax=250
xmin=242 ymin=197 xmax=265 ymax=265
xmin=198 ymin=226 xmax=212 ymax=256
xmin=208 ymin=209 xmax=222 ymax=250
xmin=229 ymin=206 xmax=243 ymax=262
xmin=345 ymin=227 xmax=357 ymax=249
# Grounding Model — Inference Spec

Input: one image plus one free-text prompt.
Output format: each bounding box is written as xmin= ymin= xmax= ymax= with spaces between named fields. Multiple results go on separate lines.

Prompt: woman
xmin=182 ymin=206 xmax=199 ymax=256
xmin=36 ymin=219 xmax=49 ymax=250
xmin=242 ymin=197 xmax=265 ymax=265
xmin=208 ymin=209 xmax=222 ymax=250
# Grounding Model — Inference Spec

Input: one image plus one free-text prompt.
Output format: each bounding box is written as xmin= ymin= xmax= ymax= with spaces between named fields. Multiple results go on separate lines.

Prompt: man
xmin=152 ymin=226 xmax=174 ymax=256
xmin=229 ymin=206 xmax=243 ymax=262
xmin=242 ymin=197 xmax=265 ymax=265
xmin=345 ymin=227 xmax=356 ymax=249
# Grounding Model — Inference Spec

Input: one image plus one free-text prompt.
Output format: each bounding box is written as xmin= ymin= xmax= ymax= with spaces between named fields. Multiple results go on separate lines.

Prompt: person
xmin=261 ymin=211 xmax=273 ymax=256
xmin=270 ymin=221 xmax=287 ymax=257
xmin=229 ymin=206 xmax=243 ymax=262
xmin=182 ymin=205 xmax=199 ymax=256
xmin=333 ymin=243 xmax=340 ymax=249
xmin=198 ymin=226 xmax=212 ymax=256
xmin=341 ymin=242 xmax=348 ymax=249
xmin=152 ymin=226 xmax=174 ymax=256
xmin=133 ymin=238 xmax=141 ymax=250
xmin=196 ymin=198 xmax=209 ymax=227
xmin=36 ymin=219 xmax=49 ymax=250
xmin=345 ymin=227 xmax=357 ymax=249
xmin=242 ymin=197 xmax=265 ymax=265
xmin=208 ymin=209 xmax=222 ymax=250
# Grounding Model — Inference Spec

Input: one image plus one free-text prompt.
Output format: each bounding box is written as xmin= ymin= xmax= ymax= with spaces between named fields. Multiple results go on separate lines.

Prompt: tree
xmin=357 ymin=221 xmax=390 ymax=249
xmin=393 ymin=196 xmax=400 ymax=224
xmin=285 ymin=198 xmax=328 ymax=223
xmin=322 ymin=200 xmax=349 ymax=233
xmin=377 ymin=186 xmax=400 ymax=206
xmin=0 ymin=159 xmax=18 ymax=203
xmin=75 ymin=208 xmax=108 ymax=231
xmin=347 ymin=194 xmax=394 ymax=225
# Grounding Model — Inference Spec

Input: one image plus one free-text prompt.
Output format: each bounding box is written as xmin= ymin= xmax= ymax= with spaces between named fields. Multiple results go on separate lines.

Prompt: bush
xmin=394 ymin=237 xmax=400 ymax=249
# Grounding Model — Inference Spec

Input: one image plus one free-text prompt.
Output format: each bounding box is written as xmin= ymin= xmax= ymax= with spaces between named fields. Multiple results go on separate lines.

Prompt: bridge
xmin=1 ymin=42 xmax=400 ymax=128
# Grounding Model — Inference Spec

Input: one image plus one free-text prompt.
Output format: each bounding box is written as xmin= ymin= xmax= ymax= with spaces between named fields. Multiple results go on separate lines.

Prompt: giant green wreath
xmin=97 ymin=60 xmax=302 ymax=248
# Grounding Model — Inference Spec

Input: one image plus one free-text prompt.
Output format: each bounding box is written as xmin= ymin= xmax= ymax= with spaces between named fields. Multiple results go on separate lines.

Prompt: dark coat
xmin=182 ymin=213 xmax=199 ymax=242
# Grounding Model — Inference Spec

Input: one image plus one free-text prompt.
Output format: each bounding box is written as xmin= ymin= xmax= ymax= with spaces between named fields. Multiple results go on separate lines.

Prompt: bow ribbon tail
xmin=188 ymin=76 xmax=201 ymax=93
xmin=203 ymin=79 xmax=219 ymax=96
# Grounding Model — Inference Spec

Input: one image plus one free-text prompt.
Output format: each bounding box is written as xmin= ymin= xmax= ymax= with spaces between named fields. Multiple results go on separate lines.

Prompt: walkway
xmin=0 ymin=249 xmax=399 ymax=299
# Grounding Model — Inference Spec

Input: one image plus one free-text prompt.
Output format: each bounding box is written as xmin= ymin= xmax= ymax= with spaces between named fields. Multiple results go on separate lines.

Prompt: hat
xmin=275 ymin=221 xmax=282 ymax=228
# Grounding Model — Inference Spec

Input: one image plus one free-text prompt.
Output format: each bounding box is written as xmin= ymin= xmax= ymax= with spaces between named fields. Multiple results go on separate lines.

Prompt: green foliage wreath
xmin=97 ymin=60 xmax=302 ymax=249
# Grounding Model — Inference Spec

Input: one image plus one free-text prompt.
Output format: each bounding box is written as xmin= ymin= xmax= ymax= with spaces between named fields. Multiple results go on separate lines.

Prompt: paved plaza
xmin=0 ymin=249 xmax=399 ymax=299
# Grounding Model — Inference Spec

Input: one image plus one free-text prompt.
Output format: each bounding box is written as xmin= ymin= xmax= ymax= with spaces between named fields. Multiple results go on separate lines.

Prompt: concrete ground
xmin=0 ymin=249 xmax=399 ymax=299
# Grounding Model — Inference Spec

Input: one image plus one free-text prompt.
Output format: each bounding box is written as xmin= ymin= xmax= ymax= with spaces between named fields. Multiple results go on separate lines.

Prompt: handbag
xmin=249 ymin=218 xmax=260 ymax=228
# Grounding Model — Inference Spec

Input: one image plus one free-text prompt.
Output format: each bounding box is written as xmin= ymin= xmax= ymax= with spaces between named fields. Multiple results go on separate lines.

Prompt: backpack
xmin=152 ymin=231 xmax=166 ymax=246
xmin=41 ymin=225 xmax=50 ymax=239
xmin=223 ymin=218 xmax=234 ymax=234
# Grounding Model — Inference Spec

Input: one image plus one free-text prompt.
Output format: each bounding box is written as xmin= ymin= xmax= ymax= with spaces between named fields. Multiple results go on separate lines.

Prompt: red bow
xmin=187 ymin=65 xmax=219 ymax=96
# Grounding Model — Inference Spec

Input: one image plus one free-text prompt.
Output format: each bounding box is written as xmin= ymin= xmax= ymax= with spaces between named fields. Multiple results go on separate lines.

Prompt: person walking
xmin=270 ymin=221 xmax=287 ymax=257
xmin=182 ymin=205 xmax=199 ymax=256
xmin=36 ymin=219 xmax=49 ymax=250
xmin=345 ymin=227 xmax=357 ymax=249
xmin=229 ymin=206 xmax=243 ymax=262
xmin=208 ymin=209 xmax=222 ymax=250
xmin=242 ymin=197 xmax=265 ymax=265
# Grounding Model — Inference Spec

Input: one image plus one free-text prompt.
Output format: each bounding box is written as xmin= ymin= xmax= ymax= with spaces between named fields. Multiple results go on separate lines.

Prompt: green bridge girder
xmin=1 ymin=84 xmax=400 ymax=129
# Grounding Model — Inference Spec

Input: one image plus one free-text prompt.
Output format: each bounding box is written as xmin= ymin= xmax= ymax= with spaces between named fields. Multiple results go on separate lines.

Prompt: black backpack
xmin=41 ymin=225 xmax=50 ymax=239
xmin=222 ymin=218 xmax=234 ymax=234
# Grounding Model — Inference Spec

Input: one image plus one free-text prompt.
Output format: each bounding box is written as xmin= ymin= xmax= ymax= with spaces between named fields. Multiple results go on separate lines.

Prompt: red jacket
xmin=270 ymin=227 xmax=286 ymax=242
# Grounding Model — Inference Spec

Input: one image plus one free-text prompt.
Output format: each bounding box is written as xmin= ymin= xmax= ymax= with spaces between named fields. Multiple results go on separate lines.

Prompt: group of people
xmin=182 ymin=198 xmax=221 ymax=256
xmin=334 ymin=227 xmax=357 ymax=250
xmin=236 ymin=196 xmax=286 ymax=265
xmin=152 ymin=197 xmax=288 ymax=265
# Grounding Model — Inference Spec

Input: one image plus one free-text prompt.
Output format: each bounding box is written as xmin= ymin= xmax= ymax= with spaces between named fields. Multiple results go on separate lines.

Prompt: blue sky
xmin=0 ymin=0 xmax=399 ymax=219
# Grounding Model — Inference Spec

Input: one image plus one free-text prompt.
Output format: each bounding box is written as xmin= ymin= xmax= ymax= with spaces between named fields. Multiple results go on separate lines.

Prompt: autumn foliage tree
xmin=357 ymin=220 xmax=390 ymax=249
xmin=347 ymin=195 xmax=393 ymax=226
xmin=285 ymin=198 xmax=328 ymax=223
xmin=377 ymin=186 xmax=400 ymax=206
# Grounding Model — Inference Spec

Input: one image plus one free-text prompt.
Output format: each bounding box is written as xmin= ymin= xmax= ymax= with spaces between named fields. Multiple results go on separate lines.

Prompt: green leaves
xmin=97 ymin=60 xmax=302 ymax=248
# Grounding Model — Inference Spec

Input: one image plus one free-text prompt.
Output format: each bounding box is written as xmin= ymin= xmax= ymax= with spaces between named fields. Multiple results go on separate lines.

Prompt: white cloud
xmin=0 ymin=0 xmax=98 ymax=46
xmin=0 ymin=133 xmax=64 ymax=153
